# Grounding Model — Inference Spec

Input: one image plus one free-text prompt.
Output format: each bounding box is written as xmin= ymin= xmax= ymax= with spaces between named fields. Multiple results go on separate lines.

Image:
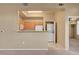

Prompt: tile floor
xmin=69 ymin=39 xmax=79 ymax=54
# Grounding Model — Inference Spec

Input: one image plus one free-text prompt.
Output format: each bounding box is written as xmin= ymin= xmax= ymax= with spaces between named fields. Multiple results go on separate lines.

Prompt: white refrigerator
xmin=47 ymin=23 xmax=54 ymax=42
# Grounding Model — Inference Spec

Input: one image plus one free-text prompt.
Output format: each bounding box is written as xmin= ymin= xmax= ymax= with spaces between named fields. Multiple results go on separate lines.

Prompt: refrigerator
xmin=47 ymin=23 xmax=54 ymax=42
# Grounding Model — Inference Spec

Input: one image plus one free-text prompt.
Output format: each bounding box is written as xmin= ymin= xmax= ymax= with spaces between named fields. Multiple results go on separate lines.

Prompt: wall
xmin=0 ymin=6 xmax=48 ymax=49
xmin=54 ymin=10 xmax=65 ymax=48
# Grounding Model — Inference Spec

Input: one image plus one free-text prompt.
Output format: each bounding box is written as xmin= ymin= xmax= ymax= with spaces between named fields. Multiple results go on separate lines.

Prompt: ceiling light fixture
xmin=27 ymin=11 xmax=43 ymax=13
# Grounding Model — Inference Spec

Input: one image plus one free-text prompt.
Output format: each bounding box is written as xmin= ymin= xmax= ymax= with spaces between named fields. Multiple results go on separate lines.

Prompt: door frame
xmin=65 ymin=16 xmax=79 ymax=50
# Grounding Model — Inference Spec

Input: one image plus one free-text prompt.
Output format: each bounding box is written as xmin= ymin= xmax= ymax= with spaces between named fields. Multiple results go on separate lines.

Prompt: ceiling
xmin=0 ymin=3 xmax=79 ymax=8
xmin=0 ymin=3 xmax=79 ymax=11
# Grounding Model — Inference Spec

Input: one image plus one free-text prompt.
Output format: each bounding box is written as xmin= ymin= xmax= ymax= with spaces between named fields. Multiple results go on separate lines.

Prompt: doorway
xmin=69 ymin=19 xmax=77 ymax=39
xmin=68 ymin=16 xmax=79 ymax=53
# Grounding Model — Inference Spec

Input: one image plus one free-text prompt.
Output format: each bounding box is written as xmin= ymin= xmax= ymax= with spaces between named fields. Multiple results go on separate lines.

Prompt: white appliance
xmin=47 ymin=24 xmax=54 ymax=33
xmin=47 ymin=23 xmax=54 ymax=42
xmin=35 ymin=25 xmax=43 ymax=31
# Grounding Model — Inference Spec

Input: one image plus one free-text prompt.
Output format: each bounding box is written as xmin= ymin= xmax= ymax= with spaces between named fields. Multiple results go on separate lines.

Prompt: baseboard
xmin=0 ymin=49 xmax=48 ymax=50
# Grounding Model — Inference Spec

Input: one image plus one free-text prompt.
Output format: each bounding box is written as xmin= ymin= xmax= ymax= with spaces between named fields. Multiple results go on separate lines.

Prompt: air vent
xmin=22 ymin=3 xmax=28 ymax=6
xmin=58 ymin=3 xmax=64 ymax=6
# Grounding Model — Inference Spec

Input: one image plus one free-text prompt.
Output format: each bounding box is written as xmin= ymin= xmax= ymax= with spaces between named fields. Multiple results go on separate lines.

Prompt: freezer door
xmin=47 ymin=24 xmax=54 ymax=33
